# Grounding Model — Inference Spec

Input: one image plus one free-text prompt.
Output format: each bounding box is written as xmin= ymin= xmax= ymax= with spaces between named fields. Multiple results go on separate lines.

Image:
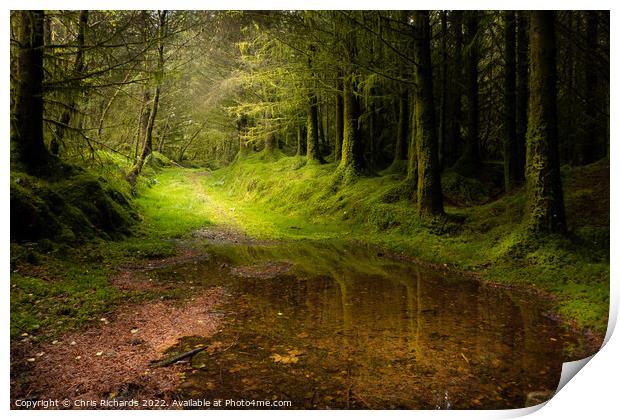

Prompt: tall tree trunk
xmin=128 ymin=10 xmax=166 ymax=182
xmin=504 ymin=11 xmax=520 ymax=191
xmin=516 ymin=12 xmax=529 ymax=181
xmin=334 ymin=75 xmax=344 ymax=161
xmin=336 ymin=29 xmax=364 ymax=183
xmin=525 ymin=11 xmax=566 ymax=234
xmin=306 ymin=93 xmax=321 ymax=161
xmin=407 ymin=98 xmax=418 ymax=187
xmin=339 ymin=73 xmax=364 ymax=178
xmin=393 ymin=89 xmax=409 ymax=165
xmin=11 ymin=10 xmax=51 ymax=173
xmin=367 ymin=89 xmax=376 ymax=171
xmin=412 ymin=11 xmax=443 ymax=216
xmin=135 ymin=89 xmax=151 ymax=163
xmin=306 ymin=44 xmax=322 ymax=163
xmin=438 ymin=11 xmax=448 ymax=169
xmin=583 ymin=11 xmax=602 ymax=164
xmin=445 ymin=11 xmax=463 ymax=169
xmin=455 ymin=11 xmax=480 ymax=175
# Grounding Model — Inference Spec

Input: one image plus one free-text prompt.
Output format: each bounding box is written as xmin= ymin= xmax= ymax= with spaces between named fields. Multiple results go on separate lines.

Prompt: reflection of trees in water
xmin=178 ymin=243 xmax=570 ymax=408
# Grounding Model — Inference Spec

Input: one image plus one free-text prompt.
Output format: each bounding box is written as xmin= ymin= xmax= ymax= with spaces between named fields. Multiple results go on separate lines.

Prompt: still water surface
xmin=151 ymin=241 xmax=582 ymax=409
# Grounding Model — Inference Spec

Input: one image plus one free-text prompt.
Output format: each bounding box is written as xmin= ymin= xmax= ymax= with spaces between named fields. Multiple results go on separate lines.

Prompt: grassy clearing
xmin=200 ymin=153 xmax=609 ymax=335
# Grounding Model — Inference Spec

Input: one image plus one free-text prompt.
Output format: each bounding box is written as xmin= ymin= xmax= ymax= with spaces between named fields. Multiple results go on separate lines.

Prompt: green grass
xmin=133 ymin=169 xmax=214 ymax=238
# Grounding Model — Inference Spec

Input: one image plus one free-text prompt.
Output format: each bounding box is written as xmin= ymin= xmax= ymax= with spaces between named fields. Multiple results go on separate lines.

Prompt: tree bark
xmin=515 ymin=12 xmax=528 ymax=181
xmin=525 ymin=11 xmax=566 ymax=234
xmin=444 ymin=11 xmax=463 ymax=169
xmin=412 ymin=11 xmax=443 ymax=216
xmin=454 ymin=11 xmax=479 ymax=175
xmin=334 ymin=75 xmax=344 ymax=161
xmin=503 ymin=11 xmax=520 ymax=191
xmin=339 ymin=72 xmax=364 ymax=178
xmin=393 ymin=89 xmax=409 ymax=164
xmin=438 ymin=11 xmax=448 ymax=169
xmin=306 ymin=93 xmax=321 ymax=161
xmin=11 ymin=10 xmax=52 ymax=173
xmin=582 ymin=11 xmax=602 ymax=164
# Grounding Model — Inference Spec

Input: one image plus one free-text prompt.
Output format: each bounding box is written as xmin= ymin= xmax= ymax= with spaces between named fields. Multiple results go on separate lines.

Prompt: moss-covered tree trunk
xmin=412 ymin=11 xmax=443 ymax=216
xmin=306 ymin=93 xmax=321 ymax=162
xmin=338 ymin=72 xmax=364 ymax=180
xmin=525 ymin=11 xmax=566 ymax=234
xmin=335 ymin=25 xmax=364 ymax=184
xmin=516 ymin=12 xmax=529 ymax=182
xmin=334 ymin=76 xmax=344 ymax=161
xmin=454 ymin=11 xmax=479 ymax=176
xmin=11 ymin=11 xmax=50 ymax=172
xmin=504 ymin=11 xmax=520 ymax=191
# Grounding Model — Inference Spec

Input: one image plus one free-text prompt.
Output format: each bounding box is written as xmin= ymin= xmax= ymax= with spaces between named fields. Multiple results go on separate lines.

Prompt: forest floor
xmin=10 ymin=154 xmax=609 ymax=406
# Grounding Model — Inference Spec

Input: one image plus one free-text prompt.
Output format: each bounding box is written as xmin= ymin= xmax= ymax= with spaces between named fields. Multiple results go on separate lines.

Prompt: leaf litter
xmin=11 ymin=287 xmax=225 ymax=408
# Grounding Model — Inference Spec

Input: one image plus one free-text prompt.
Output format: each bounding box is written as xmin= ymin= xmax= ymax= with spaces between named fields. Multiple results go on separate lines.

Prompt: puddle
xmin=147 ymin=241 xmax=588 ymax=409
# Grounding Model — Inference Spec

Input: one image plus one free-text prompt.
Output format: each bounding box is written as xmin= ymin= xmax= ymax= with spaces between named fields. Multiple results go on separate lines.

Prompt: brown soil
xmin=11 ymin=287 xmax=225 ymax=408
xmin=192 ymin=226 xmax=275 ymax=245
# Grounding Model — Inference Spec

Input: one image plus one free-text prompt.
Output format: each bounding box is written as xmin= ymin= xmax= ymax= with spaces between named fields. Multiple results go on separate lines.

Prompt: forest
xmin=10 ymin=10 xmax=610 ymax=410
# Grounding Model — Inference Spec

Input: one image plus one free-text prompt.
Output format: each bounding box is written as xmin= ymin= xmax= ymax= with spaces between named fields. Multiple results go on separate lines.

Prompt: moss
xmin=10 ymin=170 xmax=137 ymax=243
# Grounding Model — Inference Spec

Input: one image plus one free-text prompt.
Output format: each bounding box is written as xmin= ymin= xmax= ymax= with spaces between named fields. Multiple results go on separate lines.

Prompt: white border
xmin=2 ymin=1 xmax=617 ymax=419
